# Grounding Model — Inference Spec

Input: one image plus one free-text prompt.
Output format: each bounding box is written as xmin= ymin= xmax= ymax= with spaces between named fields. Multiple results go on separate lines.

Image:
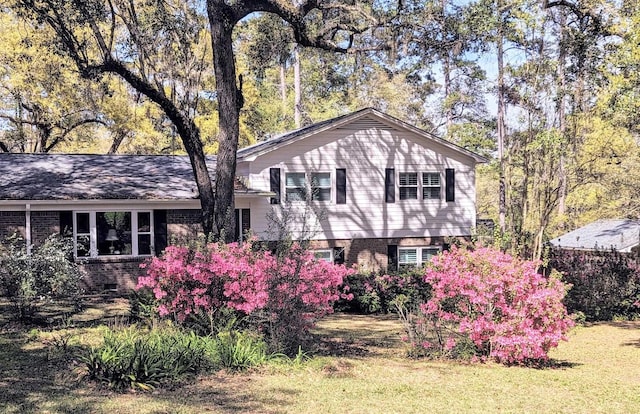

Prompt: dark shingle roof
xmin=548 ymin=219 xmax=640 ymax=251
xmin=0 ymin=154 xmax=213 ymax=200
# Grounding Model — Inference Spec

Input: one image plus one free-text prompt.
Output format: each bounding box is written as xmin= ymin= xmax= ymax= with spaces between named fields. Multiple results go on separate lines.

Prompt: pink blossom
xmin=137 ymin=239 xmax=354 ymax=344
xmin=411 ymin=246 xmax=574 ymax=364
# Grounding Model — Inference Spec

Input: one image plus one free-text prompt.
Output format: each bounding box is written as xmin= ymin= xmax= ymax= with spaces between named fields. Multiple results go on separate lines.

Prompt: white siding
xmin=243 ymin=119 xmax=478 ymax=241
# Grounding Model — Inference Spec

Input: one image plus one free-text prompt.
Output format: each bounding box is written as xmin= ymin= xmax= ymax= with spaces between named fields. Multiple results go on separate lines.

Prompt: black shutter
xmin=241 ymin=209 xmax=251 ymax=236
xmin=445 ymin=168 xmax=455 ymax=202
xmin=153 ymin=210 xmax=168 ymax=256
xmin=333 ymin=247 xmax=345 ymax=265
xmin=385 ymin=168 xmax=395 ymax=203
xmin=387 ymin=244 xmax=398 ymax=271
xmin=270 ymin=168 xmax=281 ymax=204
xmin=234 ymin=209 xmax=240 ymax=241
xmin=60 ymin=211 xmax=73 ymax=238
xmin=336 ymin=168 xmax=346 ymax=204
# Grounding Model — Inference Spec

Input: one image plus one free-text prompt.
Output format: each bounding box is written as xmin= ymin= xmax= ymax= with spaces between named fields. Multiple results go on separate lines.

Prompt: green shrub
xmin=214 ymin=330 xmax=268 ymax=370
xmin=128 ymin=288 xmax=158 ymax=325
xmin=81 ymin=323 xmax=273 ymax=391
xmin=81 ymin=324 xmax=212 ymax=391
xmin=337 ymin=269 xmax=431 ymax=314
xmin=549 ymin=248 xmax=640 ymax=321
xmin=0 ymin=234 xmax=82 ymax=320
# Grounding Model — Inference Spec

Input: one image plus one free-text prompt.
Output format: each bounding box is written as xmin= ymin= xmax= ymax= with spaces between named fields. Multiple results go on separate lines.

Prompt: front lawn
xmin=1 ymin=301 xmax=639 ymax=414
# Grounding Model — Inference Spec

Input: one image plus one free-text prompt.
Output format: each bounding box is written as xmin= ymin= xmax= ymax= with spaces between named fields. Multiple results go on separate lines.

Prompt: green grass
xmin=1 ymin=301 xmax=639 ymax=414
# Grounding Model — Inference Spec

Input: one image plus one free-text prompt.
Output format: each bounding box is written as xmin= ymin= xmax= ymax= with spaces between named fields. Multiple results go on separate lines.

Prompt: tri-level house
xmin=0 ymin=108 xmax=486 ymax=292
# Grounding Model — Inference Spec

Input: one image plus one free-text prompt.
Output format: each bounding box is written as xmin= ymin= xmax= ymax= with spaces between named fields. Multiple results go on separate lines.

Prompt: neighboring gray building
xmin=548 ymin=219 xmax=640 ymax=252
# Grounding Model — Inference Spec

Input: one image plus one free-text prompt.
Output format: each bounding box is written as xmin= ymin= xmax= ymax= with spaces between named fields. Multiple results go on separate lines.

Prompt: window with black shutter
xmin=241 ymin=209 xmax=251 ymax=236
xmin=153 ymin=210 xmax=167 ymax=255
xmin=333 ymin=247 xmax=345 ymax=264
xmin=385 ymin=168 xmax=395 ymax=203
xmin=387 ymin=244 xmax=398 ymax=271
xmin=336 ymin=168 xmax=346 ymax=204
xmin=270 ymin=168 xmax=281 ymax=204
xmin=234 ymin=209 xmax=251 ymax=242
xmin=445 ymin=168 xmax=455 ymax=202
xmin=59 ymin=211 xmax=73 ymax=238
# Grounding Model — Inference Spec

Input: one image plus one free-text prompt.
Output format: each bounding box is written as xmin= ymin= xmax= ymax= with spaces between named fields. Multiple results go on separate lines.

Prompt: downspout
xmin=25 ymin=203 xmax=32 ymax=254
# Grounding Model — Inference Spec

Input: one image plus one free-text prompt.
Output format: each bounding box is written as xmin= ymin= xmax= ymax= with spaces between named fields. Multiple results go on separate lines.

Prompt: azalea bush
xmin=137 ymin=239 xmax=354 ymax=353
xmin=400 ymin=246 xmax=574 ymax=365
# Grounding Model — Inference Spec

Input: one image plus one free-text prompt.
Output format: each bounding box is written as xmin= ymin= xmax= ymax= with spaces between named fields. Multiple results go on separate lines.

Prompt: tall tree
xmin=10 ymin=0 xmax=391 ymax=240
xmin=9 ymin=0 xmax=220 ymax=237
xmin=0 ymin=12 xmax=109 ymax=152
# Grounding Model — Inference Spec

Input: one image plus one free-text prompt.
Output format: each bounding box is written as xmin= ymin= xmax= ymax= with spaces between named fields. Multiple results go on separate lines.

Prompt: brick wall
xmin=167 ymin=209 xmax=203 ymax=241
xmin=79 ymin=257 xmax=146 ymax=294
xmin=31 ymin=211 xmax=60 ymax=246
xmin=310 ymin=236 xmax=447 ymax=272
xmin=0 ymin=211 xmax=26 ymax=239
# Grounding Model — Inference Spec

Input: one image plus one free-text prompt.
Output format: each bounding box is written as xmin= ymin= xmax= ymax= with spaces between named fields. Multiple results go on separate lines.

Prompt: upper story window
xmin=285 ymin=173 xmax=306 ymax=201
xmin=311 ymin=172 xmax=331 ymax=201
xmin=422 ymin=172 xmax=441 ymax=200
xmin=285 ymin=172 xmax=332 ymax=202
xmin=399 ymin=172 xmax=418 ymax=200
xmin=73 ymin=210 xmax=154 ymax=258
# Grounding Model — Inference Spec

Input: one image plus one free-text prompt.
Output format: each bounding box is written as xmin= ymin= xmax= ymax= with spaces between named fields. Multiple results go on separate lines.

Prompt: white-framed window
xmin=73 ymin=210 xmax=154 ymax=258
xmin=314 ymin=249 xmax=333 ymax=263
xmin=422 ymin=172 xmax=441 ymax=200
xmin=285 ymin=172 xmax=306 ymax=201
xmin=398 ymin=246 xmax=441 ymax=269
xmin=399 ymin=172 xmax=418 ymax=200
xmin=311 ymin=172 xmax=331 ymax=201
xmin=74 ymin=212 xmax=91 ymax=258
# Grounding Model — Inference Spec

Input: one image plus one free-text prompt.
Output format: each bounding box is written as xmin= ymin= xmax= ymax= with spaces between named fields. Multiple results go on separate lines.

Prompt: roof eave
xmin=236 ymin=108 xmax=488 ymax=164
xmin=237 ymin=109 xmax=371 ymax=161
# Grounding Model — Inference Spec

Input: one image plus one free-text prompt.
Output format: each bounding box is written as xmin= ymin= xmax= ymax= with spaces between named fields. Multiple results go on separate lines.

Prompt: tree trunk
xmin=280 ymin=62 xmax=287 ymax=114
xmin=207 ymin=1 xmax=240 ymax=242
xmin=556 ymin=10 xmax=568 ymax=220
xmin=107 ymin=130 xmax=127 ymax=154
xmin=294 ymin=45 xmax=302 ymax=128
xmin=441 ymin=0 xmax=453 ymax=135
xmin=497 ymin=1 xmax=507 ymax=236
xmin=101 ymin=59 xmax=217 ymax=238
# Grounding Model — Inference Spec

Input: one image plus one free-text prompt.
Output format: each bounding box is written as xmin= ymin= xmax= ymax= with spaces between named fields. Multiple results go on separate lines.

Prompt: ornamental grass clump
xmin=81 ymin=325 xmax=212 ymax=391
xmin=400 ymin=246 xmax=574 ymax=365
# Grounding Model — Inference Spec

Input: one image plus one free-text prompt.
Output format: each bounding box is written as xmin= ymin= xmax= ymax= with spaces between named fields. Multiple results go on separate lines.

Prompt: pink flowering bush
xmin=137 ymin=239 xmax=354 ymax=353
xmin=401 ymin=246 xmax=574 ymax=365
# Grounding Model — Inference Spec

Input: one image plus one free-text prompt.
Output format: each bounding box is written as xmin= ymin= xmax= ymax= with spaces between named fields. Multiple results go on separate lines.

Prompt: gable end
xmin=336 ymin=117 xmax=397 ymax=132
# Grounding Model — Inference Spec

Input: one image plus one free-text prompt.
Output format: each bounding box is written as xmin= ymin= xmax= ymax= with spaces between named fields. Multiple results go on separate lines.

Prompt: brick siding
xmin=167 ymin=209 xmax=203 ymax=241
xmin=0 ymin=211 xmax=26 ymax=239
xmin=310 ymin=236 xmax=448 ymax=272
xmin=78 ymin=257 xmax=146 ymax=294
xmin=31 ymin=211 xmax=60 ymax=246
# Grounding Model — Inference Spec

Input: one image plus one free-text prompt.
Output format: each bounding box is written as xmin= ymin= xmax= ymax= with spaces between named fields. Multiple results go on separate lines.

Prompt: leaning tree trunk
xmin=208 ymin=1 xmax=241 ymax=242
